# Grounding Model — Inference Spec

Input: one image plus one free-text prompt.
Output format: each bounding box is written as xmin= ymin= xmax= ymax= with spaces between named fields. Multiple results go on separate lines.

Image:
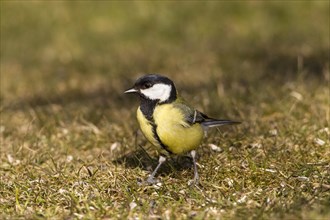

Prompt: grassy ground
xmin=1 ymin=1 xmax=329 ymax=219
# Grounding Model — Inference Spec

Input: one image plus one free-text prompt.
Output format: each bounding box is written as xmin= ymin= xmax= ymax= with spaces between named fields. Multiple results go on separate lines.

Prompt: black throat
xmin=140 ymin=98 xmax=158 ymax=121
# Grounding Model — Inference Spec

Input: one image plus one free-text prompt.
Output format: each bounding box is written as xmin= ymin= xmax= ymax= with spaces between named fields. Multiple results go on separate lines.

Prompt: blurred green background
xmin=1 ymin=1 xmax=328 ymax=103
xmin=0 ymin=1 xmax=329 ymax=127
xmin=1 ymin=1 xmax=329 ymax=219
xmin=1 ymin=0 xmax=329 ymax=135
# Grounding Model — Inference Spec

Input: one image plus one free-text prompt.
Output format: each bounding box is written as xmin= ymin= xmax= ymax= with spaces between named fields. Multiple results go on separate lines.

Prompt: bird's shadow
xmin=113 ymin=147 xmax=195 ymax=178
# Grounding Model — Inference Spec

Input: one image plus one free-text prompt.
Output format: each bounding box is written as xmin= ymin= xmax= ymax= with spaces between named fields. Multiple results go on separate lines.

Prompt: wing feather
xmin=173 ymin=98 xmax=240 ymax=128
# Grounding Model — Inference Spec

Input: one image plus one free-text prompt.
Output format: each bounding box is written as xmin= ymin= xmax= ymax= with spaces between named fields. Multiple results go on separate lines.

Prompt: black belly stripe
xmin=150 ymin=122 xmax=173 ymax=154
xmin=139 ymin=98 xmax=173 ymax=154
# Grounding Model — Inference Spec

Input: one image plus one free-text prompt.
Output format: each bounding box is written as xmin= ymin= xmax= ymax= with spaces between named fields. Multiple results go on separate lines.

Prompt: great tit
xmin=125 ymin=74 xmax=240 ymax=184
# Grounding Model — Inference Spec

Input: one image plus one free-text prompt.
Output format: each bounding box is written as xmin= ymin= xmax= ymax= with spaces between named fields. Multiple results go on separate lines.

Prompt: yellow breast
xmin=153 ymin=104 xmax=204 ymax=154
xmin=136 ymin=107 xmax=160 ymax=147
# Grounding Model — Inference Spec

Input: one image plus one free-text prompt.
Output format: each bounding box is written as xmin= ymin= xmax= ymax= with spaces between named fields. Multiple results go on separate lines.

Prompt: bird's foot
xmin=137 ymin=176 xmax=161 ymax=186
xmin=188 ymin=177 xmax=199 ymax=186
xmin=146 ymin=176 xmax=159 ymax=184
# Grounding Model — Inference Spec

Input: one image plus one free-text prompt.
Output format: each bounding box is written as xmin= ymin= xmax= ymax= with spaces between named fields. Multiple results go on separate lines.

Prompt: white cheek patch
xmin=140 ymin=83 xmax=172 ymax=102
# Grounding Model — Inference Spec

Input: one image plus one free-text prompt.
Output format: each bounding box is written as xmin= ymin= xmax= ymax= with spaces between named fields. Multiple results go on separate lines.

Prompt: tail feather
xmin=201 ymin=119 xmax=241 ymax=128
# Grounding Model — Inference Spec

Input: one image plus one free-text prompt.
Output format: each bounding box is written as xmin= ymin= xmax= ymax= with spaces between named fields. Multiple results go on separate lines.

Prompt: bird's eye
xmin=143 ymin=83 xmax=152 ymax=89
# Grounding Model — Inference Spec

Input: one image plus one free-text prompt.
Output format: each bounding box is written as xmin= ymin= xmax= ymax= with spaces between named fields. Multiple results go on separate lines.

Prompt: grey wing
xmin=180 ymin=104 xmax=240 ymax=127
xmin=186 ymin=109 xmax=208 ymax=124
xmin=173 ymin=101 xmax=240 ymax=127
xmin=172 ymin=102 xmax=204 ymax=127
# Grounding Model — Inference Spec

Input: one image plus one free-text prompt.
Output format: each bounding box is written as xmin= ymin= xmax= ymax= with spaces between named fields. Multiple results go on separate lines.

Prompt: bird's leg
xmin=146 ymin=155 xmax=166 ymax=184
xmin=190 ymin=150 xmax=199 ymax=185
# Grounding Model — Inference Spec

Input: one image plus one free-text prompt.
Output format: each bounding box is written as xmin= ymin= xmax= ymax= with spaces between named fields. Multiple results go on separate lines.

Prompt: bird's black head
xmin=124 ymin=74 xmax=177 ymax=103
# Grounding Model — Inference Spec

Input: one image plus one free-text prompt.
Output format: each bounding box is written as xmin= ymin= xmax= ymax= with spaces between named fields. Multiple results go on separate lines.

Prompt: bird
xmin=124 ymin=74 xmax=240 ymax=184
